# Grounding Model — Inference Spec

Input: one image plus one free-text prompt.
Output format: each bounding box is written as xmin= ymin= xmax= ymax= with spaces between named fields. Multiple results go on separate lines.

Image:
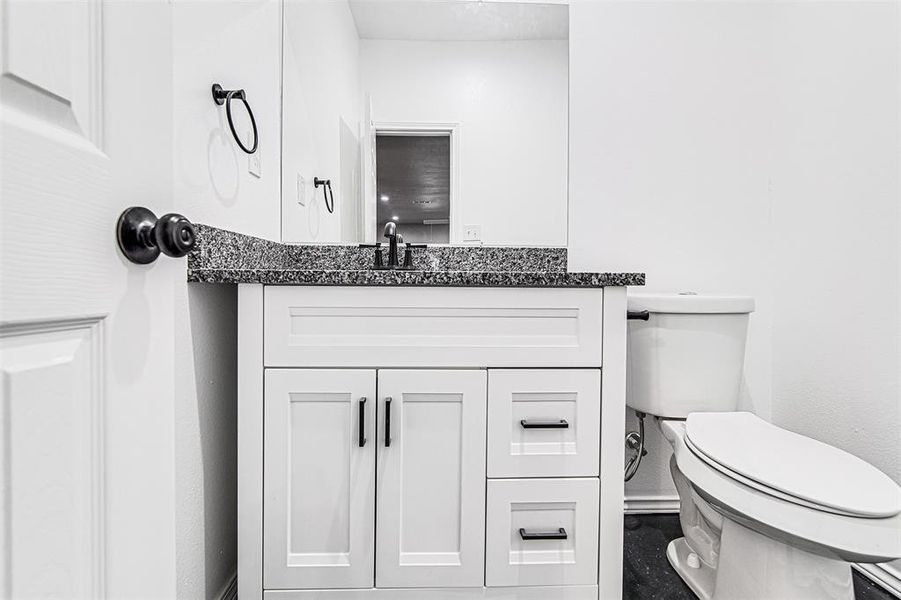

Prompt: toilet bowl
xmin=626 ymin=293 xmax=901 ymax=600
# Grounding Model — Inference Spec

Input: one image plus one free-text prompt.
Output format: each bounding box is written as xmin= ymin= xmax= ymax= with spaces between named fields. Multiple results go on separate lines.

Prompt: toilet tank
xmin=626 ymin=293 xmax=754 ymax=419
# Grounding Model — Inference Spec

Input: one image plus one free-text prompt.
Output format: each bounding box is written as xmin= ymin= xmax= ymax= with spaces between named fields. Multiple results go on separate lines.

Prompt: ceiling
xmin=376 ymin=135 xmax=450 ymax=226
xmin=349 ymin=1 xmax=568 ymax=42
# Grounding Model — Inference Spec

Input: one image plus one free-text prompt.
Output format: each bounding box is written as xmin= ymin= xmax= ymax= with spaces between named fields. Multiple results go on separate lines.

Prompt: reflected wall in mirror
xmin=281 ymin=0 xmax=568 ymax=246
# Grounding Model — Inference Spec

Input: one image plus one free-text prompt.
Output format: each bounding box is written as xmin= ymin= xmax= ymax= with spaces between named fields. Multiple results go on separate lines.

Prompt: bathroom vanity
xmin=189 ymin=226 xmax=644 ymax=600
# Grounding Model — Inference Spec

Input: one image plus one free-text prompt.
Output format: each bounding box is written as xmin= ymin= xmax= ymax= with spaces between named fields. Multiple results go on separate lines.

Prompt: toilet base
xmin=667 ymin=537 xmax=716 ymax=599
xmin=670 ymin=517 xmax=856 ymax=600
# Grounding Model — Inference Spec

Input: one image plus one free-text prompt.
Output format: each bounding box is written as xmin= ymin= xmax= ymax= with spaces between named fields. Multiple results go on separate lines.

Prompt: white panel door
xmin=376 ymin=369 xmax=487 ymax=588
xmin=264 ymin=369 xmax=377 ymax=589
xmin=1 ymin=1 xmax=180 ymax=597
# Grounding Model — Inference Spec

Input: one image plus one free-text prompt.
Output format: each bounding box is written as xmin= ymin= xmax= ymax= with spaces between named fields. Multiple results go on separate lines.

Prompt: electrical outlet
xmin=463 ymin=224 xmax=482 ymax=242
xmin=296 ymin=174 xmax=306 ymax=206
xmin=248 ymin=132 xmax=261 ymax=178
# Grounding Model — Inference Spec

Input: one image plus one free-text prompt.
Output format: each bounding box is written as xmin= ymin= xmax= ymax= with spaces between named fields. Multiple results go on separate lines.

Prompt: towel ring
xmin=211 ymin=83 xmax=258 ymax=154
xmin=314 ymin=177 xmax=335 ymax=213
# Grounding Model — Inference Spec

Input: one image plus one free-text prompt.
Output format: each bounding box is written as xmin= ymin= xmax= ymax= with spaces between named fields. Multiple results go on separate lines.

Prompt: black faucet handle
xmin=358 ymin=242 xmax=384 ymax=268
xmin=402 ymin=243 xmax=427 ymax=270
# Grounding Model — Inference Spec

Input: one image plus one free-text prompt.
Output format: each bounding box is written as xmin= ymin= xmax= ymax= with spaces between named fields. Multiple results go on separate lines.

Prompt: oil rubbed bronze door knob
xmin=116 ymin=206 xmax=196 ymax=264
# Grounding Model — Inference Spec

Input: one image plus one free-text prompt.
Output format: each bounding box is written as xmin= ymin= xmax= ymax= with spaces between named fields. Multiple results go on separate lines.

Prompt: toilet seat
xmin=660 ymin=419 xmax=901 ymax=563
xmin=684 ymin=412 xmax=901 ymax=519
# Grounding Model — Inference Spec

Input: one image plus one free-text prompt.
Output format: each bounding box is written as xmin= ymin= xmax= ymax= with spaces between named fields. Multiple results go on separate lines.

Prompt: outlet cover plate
xmin=463 ymin=224 xmax=482 ymax=241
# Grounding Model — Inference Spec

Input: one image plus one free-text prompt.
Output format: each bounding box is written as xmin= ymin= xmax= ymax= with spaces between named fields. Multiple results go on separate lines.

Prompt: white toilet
xmin=626 ymin=293 xmax=901 ymax=600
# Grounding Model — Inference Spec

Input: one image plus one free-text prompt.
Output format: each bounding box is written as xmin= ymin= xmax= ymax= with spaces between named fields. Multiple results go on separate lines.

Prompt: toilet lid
xmin=685 ymin=412 xmax=901 ymax=518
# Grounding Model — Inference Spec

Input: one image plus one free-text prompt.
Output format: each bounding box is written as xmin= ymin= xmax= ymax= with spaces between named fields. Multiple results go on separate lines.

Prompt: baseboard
xmin=217 ymin=571 xmax=238 ymax=600
xmin=624 ymin=494 xmax=680 ymax=514
xmin=853 ymin=563 xmax=901 ymax=598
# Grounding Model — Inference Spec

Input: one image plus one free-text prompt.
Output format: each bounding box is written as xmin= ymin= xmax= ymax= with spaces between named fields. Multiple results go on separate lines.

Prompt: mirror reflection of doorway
xmin=375 ymin=133 xmax=451 ymax=244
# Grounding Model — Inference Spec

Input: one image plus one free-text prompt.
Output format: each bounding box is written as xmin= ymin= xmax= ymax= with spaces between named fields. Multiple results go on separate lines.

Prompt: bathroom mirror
xmin=281 ymin=0 xmax=569 ymax=246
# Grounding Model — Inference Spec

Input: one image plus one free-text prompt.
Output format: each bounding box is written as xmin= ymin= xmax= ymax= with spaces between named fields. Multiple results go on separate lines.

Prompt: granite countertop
xmin=187 ymin=225 xmax=645 ymax=288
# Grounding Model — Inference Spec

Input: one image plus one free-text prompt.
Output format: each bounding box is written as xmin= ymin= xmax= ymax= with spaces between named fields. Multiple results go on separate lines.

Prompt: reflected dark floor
xmin=622 ymin=514 xmax=894 ymax=600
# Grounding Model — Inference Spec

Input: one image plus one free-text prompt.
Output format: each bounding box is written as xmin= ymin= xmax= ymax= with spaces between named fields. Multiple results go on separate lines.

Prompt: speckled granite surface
xmin=187 ymin=224 xmax=645 ymax=288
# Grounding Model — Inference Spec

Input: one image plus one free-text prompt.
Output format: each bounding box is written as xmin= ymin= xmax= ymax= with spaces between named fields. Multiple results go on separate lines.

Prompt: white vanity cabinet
xmin=239 ymin=285 xmax=628 ymax=600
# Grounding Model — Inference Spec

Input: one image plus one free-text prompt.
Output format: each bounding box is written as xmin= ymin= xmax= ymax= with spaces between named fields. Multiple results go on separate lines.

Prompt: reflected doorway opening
xmin=374 ymin=125 xmax=457 ymax=244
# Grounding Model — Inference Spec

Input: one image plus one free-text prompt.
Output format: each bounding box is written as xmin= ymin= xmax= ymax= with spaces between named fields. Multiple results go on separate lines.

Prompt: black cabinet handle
xmin=520 ymin=419 xmax=569 ymax=429
xmin=627 ymin=310 xmax=650 ymax=321
xmin=519 ymin=527 xmax=568 ymax=541
xmin=358 ymin=397 xmax=367 ymax=447
xmin=384 ymin=397 xmax=392 ymax=447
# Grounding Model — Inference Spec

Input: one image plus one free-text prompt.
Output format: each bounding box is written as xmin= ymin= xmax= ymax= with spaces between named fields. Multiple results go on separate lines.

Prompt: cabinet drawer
xmin=263 ymin=286 xmax=603 ymax=368
xmin=488 ymin=370 xmax=600 ymax=478
xmin=486 ymin=478 xmax=599 ymax=587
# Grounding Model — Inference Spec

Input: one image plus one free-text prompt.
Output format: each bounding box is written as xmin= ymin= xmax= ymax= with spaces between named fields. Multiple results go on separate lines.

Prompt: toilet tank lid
xmin=628 ymin=293 xmax=755 ymax=314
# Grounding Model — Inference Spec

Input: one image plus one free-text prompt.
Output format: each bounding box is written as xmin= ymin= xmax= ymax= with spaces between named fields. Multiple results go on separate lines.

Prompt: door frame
xmin=370 ymin=121 xmax=461 ymax=244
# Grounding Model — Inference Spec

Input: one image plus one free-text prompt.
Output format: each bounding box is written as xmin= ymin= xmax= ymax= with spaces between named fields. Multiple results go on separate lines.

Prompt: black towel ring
xmin=211 ymin=83 xmax=258 ymax=154
xmin=314 ymin=177 xmax=335 ymax=213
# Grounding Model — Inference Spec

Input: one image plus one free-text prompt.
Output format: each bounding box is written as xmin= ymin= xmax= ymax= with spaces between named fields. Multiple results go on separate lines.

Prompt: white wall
xmin=571 ymin=5 xmax=900 ymax=584
xmin=104 ymin=3 xmax=180 ymax=596
xmin=173 ymin=0 xmax=282 ymax=242
xmin=281 ymin=0 xmax=362 ymax=243
xmin=568 ymin=0 xmax=776 ymax=502
xmin=171 ymin=1 xmax=283 ymax=597
xmin=767 ymin=1 xmax=901 ymax=582
xmin=361 ymin=39 xmax=568 ymax=246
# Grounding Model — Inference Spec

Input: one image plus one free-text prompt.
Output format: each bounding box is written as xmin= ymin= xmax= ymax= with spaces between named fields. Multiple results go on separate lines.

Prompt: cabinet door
xmin=376 ymin=370 xmax=487 ymax=588
xmin=263 ymin=369 xmax=376 ymax=589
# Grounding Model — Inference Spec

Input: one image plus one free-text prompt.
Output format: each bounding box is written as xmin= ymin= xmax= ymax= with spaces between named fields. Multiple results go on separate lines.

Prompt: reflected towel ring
xmin=211 ymin=83 xmax=258 ymax=154
xmin=314 ymin=177 xmax=335 ymax=213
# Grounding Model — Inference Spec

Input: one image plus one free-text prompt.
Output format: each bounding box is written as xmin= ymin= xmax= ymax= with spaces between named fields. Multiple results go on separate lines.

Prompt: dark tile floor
xmin=623 ymin=514 xmax=895 ymax=600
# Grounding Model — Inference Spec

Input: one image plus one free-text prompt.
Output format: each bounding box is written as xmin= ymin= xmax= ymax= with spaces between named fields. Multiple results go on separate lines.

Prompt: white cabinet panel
xmin=486 ymin=479 xmax=599 ymax=587
xmin=264 ymin=370 xmax=376 ymax=589
xmin=264 ymin=287 xmax=603 ymax=368
xmin=376 ymin=370 xmax=487 ymax=588
xmin=488 ymin=370 xmax=601 ymax=478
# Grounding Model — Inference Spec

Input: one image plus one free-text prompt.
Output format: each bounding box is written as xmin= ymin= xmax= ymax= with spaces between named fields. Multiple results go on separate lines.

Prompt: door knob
xmin=116 ymin=206 xmax=196 ymax=264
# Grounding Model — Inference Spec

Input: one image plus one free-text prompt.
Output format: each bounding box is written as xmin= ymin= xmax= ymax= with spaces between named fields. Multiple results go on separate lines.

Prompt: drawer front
xmin=263 ymin=286 xmax=603 ymax=368
xmin=486 ymin=478 xmax=599 ymax=587
xmin=488 ymin=370 xmax=600 ymax=478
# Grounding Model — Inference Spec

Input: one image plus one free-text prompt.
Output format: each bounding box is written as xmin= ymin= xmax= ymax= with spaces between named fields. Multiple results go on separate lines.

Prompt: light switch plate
xmin=248 ymin=132 xmax=262 ymax=178
xmin=296 ymin=174 xmax=306 ymax=206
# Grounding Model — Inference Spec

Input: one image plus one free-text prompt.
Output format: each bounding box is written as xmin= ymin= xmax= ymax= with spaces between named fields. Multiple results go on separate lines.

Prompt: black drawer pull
xmin=358 ymin=397 xmax=367 ymax=447
xmin=520 ymin=527 xmax=568 ymax=541
xmin=520 ymin=419 xmax=569 ymax=429
xmin=384 ymin=397 xmax=392 ymax=447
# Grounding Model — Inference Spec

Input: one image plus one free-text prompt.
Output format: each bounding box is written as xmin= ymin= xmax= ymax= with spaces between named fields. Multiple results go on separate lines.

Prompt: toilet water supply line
xmin=624 ymin=410 xmax=648 ymax=481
